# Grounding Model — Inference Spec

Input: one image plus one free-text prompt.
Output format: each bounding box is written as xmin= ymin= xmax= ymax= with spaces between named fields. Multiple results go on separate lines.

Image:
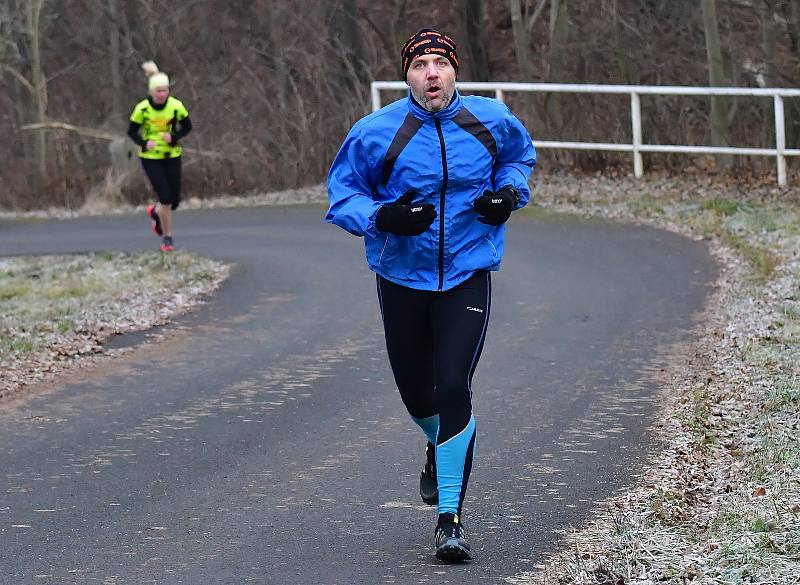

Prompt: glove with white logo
xmin=473 ymin=186 xmax=520 ymax=226
xmin=376 ymin=189 xmax=437 ymax=236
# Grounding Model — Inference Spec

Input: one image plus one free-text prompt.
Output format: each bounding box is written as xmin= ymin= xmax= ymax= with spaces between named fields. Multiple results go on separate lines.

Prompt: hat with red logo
xmin=401 ymin=29 xmax=459 ymax=76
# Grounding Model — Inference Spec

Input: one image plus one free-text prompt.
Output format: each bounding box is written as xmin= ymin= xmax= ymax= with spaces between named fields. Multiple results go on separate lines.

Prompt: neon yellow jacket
xmin=129 ymin=96 xmax=189 ymax=159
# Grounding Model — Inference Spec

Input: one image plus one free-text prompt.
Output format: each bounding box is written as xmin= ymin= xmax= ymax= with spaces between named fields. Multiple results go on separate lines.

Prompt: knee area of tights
xmin=434 ymin=379 xmax=472 ymax=401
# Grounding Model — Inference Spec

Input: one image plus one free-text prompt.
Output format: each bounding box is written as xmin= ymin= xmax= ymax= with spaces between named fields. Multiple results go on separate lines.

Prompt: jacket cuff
xmin=366 ymin=205 xmax=382 ymax=237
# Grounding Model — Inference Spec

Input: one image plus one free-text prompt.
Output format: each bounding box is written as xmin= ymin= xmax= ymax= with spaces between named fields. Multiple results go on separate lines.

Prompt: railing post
xmin=630 ymin=92 xmax=643 ymax=178
xmin=774 ymin=94 xmax=787 ymax=187
xmin=371 ymin=83 xmax=381 ymax=112
xmin=495 ymin=89 xmax=505 ymax=103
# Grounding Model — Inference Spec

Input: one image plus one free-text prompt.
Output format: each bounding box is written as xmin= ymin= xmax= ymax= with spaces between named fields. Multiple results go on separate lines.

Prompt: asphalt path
xmin=0 ymin=205 xmax=716 ymax=584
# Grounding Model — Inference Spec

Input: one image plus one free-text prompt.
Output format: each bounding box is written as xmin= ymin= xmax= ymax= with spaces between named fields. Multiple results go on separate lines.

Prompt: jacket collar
xmin=406 ymin=89 xmax=462 ymax=121
xmin=147 ymin=95 xmax=169 ymax=111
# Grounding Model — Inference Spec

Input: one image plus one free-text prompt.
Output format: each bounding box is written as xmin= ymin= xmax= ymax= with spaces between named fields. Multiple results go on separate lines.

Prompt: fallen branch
xmin=18 ymin=121 xmax=225 ymax=159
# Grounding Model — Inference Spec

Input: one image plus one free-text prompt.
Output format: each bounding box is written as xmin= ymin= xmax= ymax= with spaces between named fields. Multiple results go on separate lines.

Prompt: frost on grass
xmin=0 ymin=250 xmax=230 ymax=398
xmin=0 ymin=184 xmax=329 ymax=220
xmin=511 ymin=174 xmax=800 ymax=585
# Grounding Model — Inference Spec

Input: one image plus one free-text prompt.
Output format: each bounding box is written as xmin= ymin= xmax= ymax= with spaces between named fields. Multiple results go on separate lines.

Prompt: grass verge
xmin=511 ymin=173 xmax=800 ymax=585
xmin=0 ymin=250 xmax=230 ymax=399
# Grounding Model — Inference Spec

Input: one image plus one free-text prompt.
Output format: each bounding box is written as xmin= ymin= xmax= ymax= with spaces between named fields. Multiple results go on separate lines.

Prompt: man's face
xmin=406 ymin=54 xmax=456 ymax=112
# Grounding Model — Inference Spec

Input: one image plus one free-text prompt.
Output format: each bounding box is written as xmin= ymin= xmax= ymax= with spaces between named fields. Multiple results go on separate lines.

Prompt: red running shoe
xmin=147 ymin=204 xmax=163 ymax=236
xmin=160 ymin=236 xmax=175 ymax=252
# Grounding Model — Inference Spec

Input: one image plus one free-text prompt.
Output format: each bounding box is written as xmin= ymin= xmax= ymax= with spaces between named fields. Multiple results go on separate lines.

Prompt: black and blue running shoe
xmin=434 ymin=513 xmax=471 ymax=562
xmin=420 ymin=442 xmax=438 ymax=505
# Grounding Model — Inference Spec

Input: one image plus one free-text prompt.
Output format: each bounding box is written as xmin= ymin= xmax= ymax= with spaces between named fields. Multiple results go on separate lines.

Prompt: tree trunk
xmin=789 ymin=0 xmax=800 ymax=58
xmin=108 ymin=0 xmax=122 ymax=120
xmin=27 ymin=0 xmax=48 ymax=185
xmin=609 ymin=0 xmax=631 ymax=83
xmin=270 ymin=9 xmax=290 ymax=111
xmin=786 ymin=0 xmax=800 ymax=149
xmin=355 ymin=0 xmax=409 ymax=79
xmin=701 ymin=0 xmax=733 ymax=169
xmin=761 ymin=3 xmax=775 ymax=86
xmin=462 ymin=0 xmax=490 ymax=80
xmin=327 ymin=0 xmax=367 ymax=84
xmin=549 ymin=0 xmax=570 ymax=80
xmin=509 ymin=0 xmax=533 ymax=81
xmin=547 ymin=0 xmax=570 ymax=132
xmin=760 ymin=1 xmax=776 ymax=152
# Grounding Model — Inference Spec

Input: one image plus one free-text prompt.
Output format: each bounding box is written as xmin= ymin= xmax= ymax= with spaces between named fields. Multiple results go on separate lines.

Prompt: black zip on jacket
xmin=434 ymin=117 xmax=449 ymax=291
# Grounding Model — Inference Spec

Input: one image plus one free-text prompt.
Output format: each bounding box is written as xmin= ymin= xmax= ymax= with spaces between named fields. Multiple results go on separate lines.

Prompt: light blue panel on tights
xmin=411 ymin=414 xmax=439 ymax=446
xmin=436 ymin=415 xmax=476 ymax=514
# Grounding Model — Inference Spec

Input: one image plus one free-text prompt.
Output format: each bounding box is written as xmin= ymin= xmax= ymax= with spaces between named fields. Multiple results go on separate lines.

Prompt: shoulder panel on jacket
xmin=381 ymin=112 xmax=424 ymax=186
xmin=452 ymin=106 xmax=497 ymax=158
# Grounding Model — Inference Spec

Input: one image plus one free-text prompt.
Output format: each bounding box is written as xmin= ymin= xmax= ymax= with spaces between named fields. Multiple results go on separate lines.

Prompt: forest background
xmin=1 ymin=0 xmax=799 ymax=210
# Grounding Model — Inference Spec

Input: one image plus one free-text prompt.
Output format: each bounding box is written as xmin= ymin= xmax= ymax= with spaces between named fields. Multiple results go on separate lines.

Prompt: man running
xmin=326 ymin=28 xmax=536 ymax=562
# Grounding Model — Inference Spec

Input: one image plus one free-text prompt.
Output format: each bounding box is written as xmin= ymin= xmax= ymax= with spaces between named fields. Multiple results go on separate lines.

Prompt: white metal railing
xmin=371 ymin=81 xmax=800 ymax=186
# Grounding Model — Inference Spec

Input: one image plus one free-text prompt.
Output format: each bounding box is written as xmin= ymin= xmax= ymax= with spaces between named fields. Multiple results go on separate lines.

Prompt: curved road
xmin=0 ymin=205 xmax=715 ymax=584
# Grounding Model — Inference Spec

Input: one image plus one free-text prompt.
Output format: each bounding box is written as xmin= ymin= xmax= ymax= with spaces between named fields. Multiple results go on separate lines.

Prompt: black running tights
xmin=141 ymin=157 xmax=182 ymax=209
xmin=376 ymin=271 xmax=491 ymax=444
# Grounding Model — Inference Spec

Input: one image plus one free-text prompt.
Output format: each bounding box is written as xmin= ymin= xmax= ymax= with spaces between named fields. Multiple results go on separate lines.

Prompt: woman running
xmin=127 ymin=61 xmax=192 ymax=251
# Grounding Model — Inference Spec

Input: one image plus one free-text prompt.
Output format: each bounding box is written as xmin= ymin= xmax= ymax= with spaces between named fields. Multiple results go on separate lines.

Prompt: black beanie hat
xmin=401 ymin=28 xmax=459 ymax=76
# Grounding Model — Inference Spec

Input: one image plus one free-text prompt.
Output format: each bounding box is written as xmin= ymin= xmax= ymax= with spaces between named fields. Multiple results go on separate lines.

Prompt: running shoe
xmin=420 ymin=442 xmax=438 ymax=505
xmin=160 ymin=236 xmax=174 ymax=252
xmin=147 ymin=204 xmax=163 ymax=236
xmin=434 ymin=513 xmax=471 ymax=562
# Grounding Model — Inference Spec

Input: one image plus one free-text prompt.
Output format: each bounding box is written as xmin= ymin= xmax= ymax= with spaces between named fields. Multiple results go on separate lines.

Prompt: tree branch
xmin=19 ymin=121 xmax=224 ymax=158
xmin=0 ymin=63 xmax=35 ymax=94
xmin=20 ymin=121 xmax=114 ymax=140
xmin=617 ymin=14 xmax=645 ymax=40
xmin=526 ymin=0 xmax=548 ymax=33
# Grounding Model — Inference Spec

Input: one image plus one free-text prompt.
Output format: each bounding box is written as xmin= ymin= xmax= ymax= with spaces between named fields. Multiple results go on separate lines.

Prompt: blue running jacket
xmin=326 ymin=91 xmax=536 ymax=291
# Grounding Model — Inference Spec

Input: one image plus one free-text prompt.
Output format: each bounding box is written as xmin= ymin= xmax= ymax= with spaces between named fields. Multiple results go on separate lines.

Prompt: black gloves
xmin=376 ymin=190 xmax=437 ymax=236
xmin=473 ymin=186 xmax=520 ymax=226
xmin=375 ymin=185 xmax=519 ymax=234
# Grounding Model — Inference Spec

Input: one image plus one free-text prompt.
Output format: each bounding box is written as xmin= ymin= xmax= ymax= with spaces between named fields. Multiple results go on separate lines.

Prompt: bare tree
xmin=548 ymin=0 xmax=569 ymax=81
xmin=701 ymin=0 xmax=733 ymax=168
xmin=510 ymin=0 xmax=533 ymax=81
xmin=524 ymin=0 xmax=547 ymax=33
xmin=462 ymin=0 xmax=490 ymax=80
xmin=784 ymin=0 xmax=800 ymax=148
xmin=327 ymin=0 xmax=369 ymax=86
xmin=356 ymin=0 xmax=410 ymax=79
xmin=28 ymin=0 xmax=48 ymax=184
xmin=546 ymin=0 xmax=570 ymax=132
xmin=0 ymin=0 xmax=49 ymax=186
xmin=755 ymin=1 xmax=777 ymax=151
xmin=108 ymin=0 xmax=123 ymax=119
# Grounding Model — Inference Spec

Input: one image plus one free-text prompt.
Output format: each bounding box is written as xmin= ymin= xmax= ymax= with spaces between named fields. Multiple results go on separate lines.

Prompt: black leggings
xmin=141 ymin=157 xmax=182 ymax=210
xmin=376 ymin=271 xmax=491 ymax=445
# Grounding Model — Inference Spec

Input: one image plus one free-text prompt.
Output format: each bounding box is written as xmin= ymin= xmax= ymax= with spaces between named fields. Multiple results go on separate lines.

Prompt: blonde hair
xmin=142 ymin=60 xmax=169 ymax=91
